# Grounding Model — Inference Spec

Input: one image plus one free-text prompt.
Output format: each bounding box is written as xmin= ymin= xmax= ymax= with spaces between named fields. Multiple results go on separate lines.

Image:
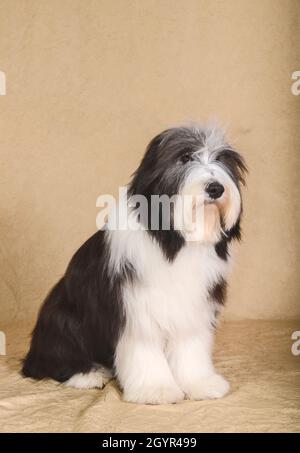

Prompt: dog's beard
xmin=189 ymin=198 xmax=222 ymax=243
xmin=203 ymin=202 xmax=222 ymax=243
xmin=172 ymin=193 xmax=221 ymax=243
xmin=173 ymin=183 xmax=237 ymax=244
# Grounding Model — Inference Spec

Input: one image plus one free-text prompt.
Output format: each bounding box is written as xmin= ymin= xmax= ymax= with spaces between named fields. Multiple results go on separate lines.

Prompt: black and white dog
xmin=22 ymin=124 xmax=247 ymax=404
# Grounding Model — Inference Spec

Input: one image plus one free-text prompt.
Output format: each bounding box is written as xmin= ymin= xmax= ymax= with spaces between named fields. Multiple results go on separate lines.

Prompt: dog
xmin=22 ymin=123 xmax=247 ymax=404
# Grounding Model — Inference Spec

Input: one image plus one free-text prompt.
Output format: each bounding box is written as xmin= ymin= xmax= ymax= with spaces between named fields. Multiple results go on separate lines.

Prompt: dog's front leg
xmin=115 ymin=332 xmax=184 ymax=405
xmin=167 ymin=331 xmax=230 ymax=400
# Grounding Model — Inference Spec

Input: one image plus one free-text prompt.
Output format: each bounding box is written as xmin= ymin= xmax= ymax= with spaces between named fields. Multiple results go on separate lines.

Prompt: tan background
xmin=0 ymin=0 xmax=299 ymax=326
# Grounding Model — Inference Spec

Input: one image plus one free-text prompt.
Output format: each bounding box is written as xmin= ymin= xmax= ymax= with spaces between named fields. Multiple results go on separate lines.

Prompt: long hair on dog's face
xmin=128 ymin=124 xmax=247 ymax=259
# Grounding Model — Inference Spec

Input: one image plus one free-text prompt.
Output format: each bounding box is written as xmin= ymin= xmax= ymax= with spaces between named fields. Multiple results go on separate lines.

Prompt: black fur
xmin=215 ymin=218 xmax=242 ymax=261
xmin=209 ymin=278 xmax=227 ymax=305
xmin=215 ymin=237 xmax=229 ymax=261
xmin=22 ymin=230 xmax=133 ymax=382
xmin=215 ymin=148 xmax=247 ymax=187
xmin=128 ymin=128 xmax=194 ymax=261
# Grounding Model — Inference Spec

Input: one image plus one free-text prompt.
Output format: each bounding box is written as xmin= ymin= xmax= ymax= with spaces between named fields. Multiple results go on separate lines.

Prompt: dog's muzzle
xmin=205 ymin=182 xmax=224 ymax=200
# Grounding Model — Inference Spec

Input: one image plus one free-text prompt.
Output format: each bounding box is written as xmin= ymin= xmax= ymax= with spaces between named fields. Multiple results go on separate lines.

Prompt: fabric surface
xmin=0 ymin=320 xmax=299 ymax=433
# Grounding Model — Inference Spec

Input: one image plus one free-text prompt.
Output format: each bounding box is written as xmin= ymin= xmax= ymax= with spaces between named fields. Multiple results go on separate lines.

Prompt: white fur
xmin=111 ymin=217 xmax=231 ymax=404
xmin=96 ymin=124 xmax=241 ymax=404
xmin=105 ymin=126 xmax=241 ymax=404
xmin=65 ymin=368 xmax=112 ymax=389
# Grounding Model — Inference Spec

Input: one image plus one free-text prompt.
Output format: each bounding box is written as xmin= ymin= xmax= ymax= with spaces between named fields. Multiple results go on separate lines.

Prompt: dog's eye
xmin=180 ymin=153 xmax=191 ymax=164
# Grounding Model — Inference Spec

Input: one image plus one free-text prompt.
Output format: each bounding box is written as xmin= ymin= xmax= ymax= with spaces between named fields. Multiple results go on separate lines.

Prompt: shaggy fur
xmin=22 ymin=124 xmax=247 ymax=404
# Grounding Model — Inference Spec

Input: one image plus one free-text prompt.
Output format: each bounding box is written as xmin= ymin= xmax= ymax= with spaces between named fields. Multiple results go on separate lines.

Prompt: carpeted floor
xmin=0 ymin=319 xmax=299 ymax=433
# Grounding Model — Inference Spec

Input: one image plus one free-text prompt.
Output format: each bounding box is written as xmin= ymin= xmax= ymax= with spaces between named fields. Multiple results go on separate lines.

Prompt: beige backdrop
xmin=0 ymin=0 xmax=299 ymax=326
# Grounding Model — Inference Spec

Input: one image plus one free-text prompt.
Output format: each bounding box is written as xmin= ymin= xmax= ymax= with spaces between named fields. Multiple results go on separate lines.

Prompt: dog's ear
xmin=216 ymin=148 xmax=248 ymax=186
xmin=129 ymin=130 xmax=169 ymax=196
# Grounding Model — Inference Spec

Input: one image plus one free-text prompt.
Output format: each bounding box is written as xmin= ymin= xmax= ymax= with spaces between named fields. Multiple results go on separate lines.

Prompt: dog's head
xmin=129 ymin=124 xmax=247 ymax=246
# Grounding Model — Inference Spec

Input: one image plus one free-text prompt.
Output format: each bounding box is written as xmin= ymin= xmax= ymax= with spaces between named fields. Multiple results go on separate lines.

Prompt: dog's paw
xmin=65 ymin=368 xmax=112 ymax=389
xmin=123 ymin=383 xmax=184 ymax=405
xmin=185 ymin=374 xmax=230 ymax=400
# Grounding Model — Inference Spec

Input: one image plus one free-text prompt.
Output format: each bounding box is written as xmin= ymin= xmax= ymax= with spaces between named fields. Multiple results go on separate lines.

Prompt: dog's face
xmin=129 ymin=125 xmax=247 ymax=243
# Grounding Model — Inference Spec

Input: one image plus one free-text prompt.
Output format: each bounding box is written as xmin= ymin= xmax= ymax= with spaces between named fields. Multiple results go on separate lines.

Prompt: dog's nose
xmin=206 ymin=182 xmax=224 ymax=199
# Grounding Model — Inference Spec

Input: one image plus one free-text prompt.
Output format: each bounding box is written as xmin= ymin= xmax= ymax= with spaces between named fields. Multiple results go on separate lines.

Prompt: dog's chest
xmin=125 ymin=237 xmax=229 ymax=333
